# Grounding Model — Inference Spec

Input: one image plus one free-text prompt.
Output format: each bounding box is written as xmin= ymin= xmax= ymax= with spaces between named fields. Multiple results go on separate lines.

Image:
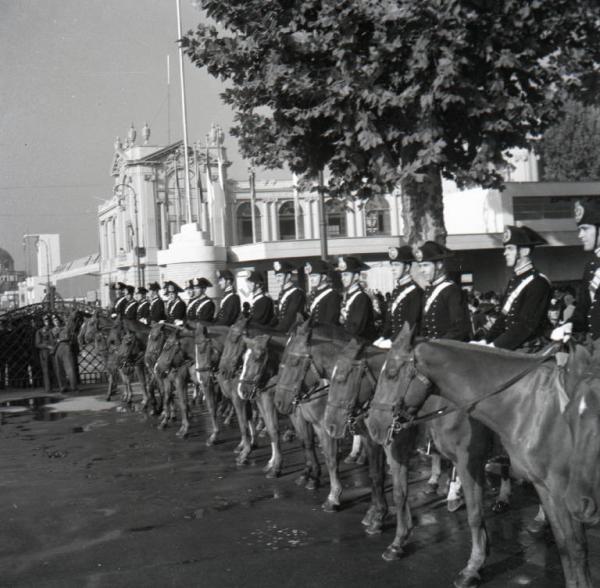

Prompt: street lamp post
xmin=113 ymin=182 xmax=142 ymax=287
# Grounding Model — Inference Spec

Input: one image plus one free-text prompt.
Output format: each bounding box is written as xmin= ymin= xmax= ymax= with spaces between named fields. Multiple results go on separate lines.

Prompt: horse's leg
xmin=314 ymin=423 xmax=341 ymax=512
xmin=425 ymin=451 xmax=442 ymax=495
xmin=381 ymin=435 xmax=413 ymax=561
xmin=344 ymin=434 xmax=362 ymax=463
xmin=175 ymin=370 xmax=190 ymax=438
xmin=106 ymin=370 xmax=115 ymax=401
xmin=229 ymin=379 xmax=251 ymax=464
xmin=255 ymin=387 xmax=282 ymax=478
xmin=119 ymin=369 xmax=132 ymax=405
xmin=289 ymin=410 xmax=321 ymax=489
xmin=362 ymin=434 xmax=389 ymax=535
xmin=135 ymin=364 xmax=149 ymax=411
xmin=203 ymin=374 xmax=220 ymax=446
xmin=526 ymin=504 xmax=549 ymax=535
xmin=452 ymin=451 xmax=488 ymax=588
xmin=157 ymin=375 xmax=172 ymax=429
xmin=536 ymin=485 xmax=592 ymax=588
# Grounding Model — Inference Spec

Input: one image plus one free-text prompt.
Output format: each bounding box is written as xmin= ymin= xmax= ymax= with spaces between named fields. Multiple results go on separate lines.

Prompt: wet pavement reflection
xmin=0 ymin=387 xmax=598 ymax=587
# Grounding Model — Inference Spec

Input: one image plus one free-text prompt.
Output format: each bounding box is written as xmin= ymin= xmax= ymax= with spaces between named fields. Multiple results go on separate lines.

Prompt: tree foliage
xmin=183 ymin=0 xmax=600 ymax=243
xmin=537 ymin=101 xmax=600 ymax=182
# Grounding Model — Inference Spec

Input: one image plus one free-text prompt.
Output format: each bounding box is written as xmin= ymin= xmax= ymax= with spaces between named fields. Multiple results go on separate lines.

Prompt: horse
xmin=323 ymin=337 xmax=397 ymax=534
xmin=365 ymin=327 xmax=492 ymax=587
xmin=274 ymin=321 xmax=359 ymax=511
xmin=115 ymin=329 xmax=149 ymax=409
xmin=564 ymin=342 xmax=600 ymax=527
xmin=383 ymin=329 xmax=594 ymax=588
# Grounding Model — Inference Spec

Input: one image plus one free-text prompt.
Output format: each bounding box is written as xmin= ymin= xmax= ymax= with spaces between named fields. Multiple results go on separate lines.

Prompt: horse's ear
xmin=392 ymin=322 xmax=415 ymax=352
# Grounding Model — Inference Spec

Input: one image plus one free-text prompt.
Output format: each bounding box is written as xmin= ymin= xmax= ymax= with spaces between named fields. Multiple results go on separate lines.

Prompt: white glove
xmin=469 ymin=339 xmax=490 ymax=346
xmin=374 ymin=338 xmax=392 ymax=349
xmin=551 ymin=322 xmax=572 ymax=343
xmin=174 ymin=319 xmax=184 ymax=326
xmin=110 ymin=313 xmax=117 ymax=319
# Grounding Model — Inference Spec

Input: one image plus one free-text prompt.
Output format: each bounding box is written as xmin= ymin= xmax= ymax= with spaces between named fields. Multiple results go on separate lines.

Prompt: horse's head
xmin=366 ymin=324 xmax=428 ymax=444
xmin=237 ymin=334 xmax=271 ymax=400
xmin=218 ymin=317 xmax=248 ymax=380
xmin=275 ymin=323 xmax=315 ymax=414
xmin=564 ymin=358 xmax=600 ymax=526
xmin=154 ymin=332 xmax=182 ymax=377
xmin=195 ymin=324 xmax=221 ymax=373
xmin=324 ymin=339 xmax=371 ymax=439
xmin=116 ymin=331 xmax=138 ymax=364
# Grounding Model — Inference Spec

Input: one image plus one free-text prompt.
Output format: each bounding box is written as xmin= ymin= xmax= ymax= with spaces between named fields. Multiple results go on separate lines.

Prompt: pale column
xmin=311 ymin=198 xmax=320 ymax=240
xmin=390 ymin=192 xmax=401 ymax=236
xmin=269 ymin=200 xmax=279 ymax=241
xmin=302 ymin=201 xmax=312 ymax=239
xmin=259 ymin=201 xmax=270 ymax=241
xmin=349 ymin=202 xmax=360 ymax=237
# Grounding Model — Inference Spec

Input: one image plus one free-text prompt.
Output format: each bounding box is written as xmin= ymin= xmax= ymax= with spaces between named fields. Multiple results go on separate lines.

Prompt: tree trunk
xmin=399 ymin=164 xmax=446 ymax=246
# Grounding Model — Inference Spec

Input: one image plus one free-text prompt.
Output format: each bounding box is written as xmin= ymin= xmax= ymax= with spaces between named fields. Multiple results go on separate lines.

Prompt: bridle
xmin=238 ymin=345 xmax=273 ymax=400
xmin=327 ymin=356 xmax=378 ymax=435
xmin=278 ymin=347 xmax=329 ymax=408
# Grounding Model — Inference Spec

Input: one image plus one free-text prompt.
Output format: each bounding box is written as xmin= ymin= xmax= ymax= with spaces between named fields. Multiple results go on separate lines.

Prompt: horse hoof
xmin=236 ymin=456 xmax=249 ymax=466
xmin=382 ymin=545 xmax=405 ymax=561
xmin=491 ymin=500 xmax=510 ymax=514
xmin=295 ymin=474 xmax=308 ymax=487
xmin=206 ymin=435 xmax=217 ymax=447
xmin=361 ymin=506 xmax=375 ymax=527
xmin=305 ymin=479 xmax=318 ymax=491
xmin=356 ymin=454 xmax=367 ymax=466
xmin=453 ymin=570 xmax=481 ymax=588
xmin=265 ymin=468 xmax=281 ymax=480
xmin=344 ymin=454 xmax=358 ymax=464
xmin=157 ymin=421 xmax=167 ymax=431
xmin=176 ymin=429 xmax=188 ymax=439
xmin=422 ymin=482 xmax=439 ymax=496
xmin=447 ymin=498 xmax=465 ymax=513
xmin=321 ymin=500 xmax=339 ymax=513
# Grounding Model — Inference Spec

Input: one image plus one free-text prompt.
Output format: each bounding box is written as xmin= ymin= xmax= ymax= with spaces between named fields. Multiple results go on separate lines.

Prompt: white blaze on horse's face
xmin=579 ymin=393 xmax=588 ymax=417
xmin=578 ymin=224 xmax=597 ymax=252
xmin=238 ymin=348 xmax=253 ymax=399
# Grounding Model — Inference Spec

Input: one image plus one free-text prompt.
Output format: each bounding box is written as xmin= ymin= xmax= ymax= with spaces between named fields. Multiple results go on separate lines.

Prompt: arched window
xmin=236 ymin=202 xmax=262 ymax=244
xmin=364 ymin=195 xmax=391 ymax=235
xmin=325 ymin=200 xmax=347 ymax=237
xmin=278 ymin=201 xmax=297 ymax=240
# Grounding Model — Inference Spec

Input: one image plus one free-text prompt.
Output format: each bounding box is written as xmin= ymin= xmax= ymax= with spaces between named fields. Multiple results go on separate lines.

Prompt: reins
xmin=391 ymin=342 xmax=559 ymax=437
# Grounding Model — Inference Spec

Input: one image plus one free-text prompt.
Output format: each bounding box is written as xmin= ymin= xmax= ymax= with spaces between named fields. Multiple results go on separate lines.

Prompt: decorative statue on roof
xmin=127 ymin=123 xmax=136 ymax=147
xmin=142 ymin=122 xmax=151 ymax=145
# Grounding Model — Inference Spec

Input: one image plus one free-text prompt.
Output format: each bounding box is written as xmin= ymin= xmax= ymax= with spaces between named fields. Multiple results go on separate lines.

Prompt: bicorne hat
xmin=502 ymin=225 xmax=547 ymax=247
xmin=194 ymin=277 xmax=213 ymax=289
xmin=574 ymin=199 xmax=600 ymax=226
xmin=246 ymin=271 xmax=265 ymax=285
xmin=216 ymin=269 xmax=234 ymax=282
xmin=304 ymin=259 xmax=334 ymax=275
xmin=273 ymin=260 xmax=296 ymax=274
xmin=415 ymin=242 xmax=453 ymax=262
xmin=111 ymin=281 xmax=127 ymax=291
xmin=125 ymin=285 xmax=135 ymax=295
xmin=335 ymin=256 xmax=370 ymax=272
xmin=164 ymin=281 xmax=183 ymax=293
xmin=388 ymin=246 xmax=415 ymax=263
xmin=136 ymin=286 xmax=148 ymax=295
xmin=148 ymin=282 xmax=161 ymax=292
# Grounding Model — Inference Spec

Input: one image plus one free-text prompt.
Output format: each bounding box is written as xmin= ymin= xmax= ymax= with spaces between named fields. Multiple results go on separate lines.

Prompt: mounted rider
xmin=164 ymin=281 xmax=186 ymax=325
xmin=111 ymin=282 xmax=128 ymax=317
xmin=187 ymin=278 xmax=215 ymax=322
xmin=374 ymin=246 xmax=422 ymax=349
xmin=483 ymin=225 xmax=551 ymax=350
xmin=148 ymin=282 xmax=166 ymax=323
xmin=135 ymin=287 xmax=150 ymax=324
xmin=553 ymin=199 xmax=600 ymax=342
xmin=417 ymin=242 xmax=470 ymax=341
xmin=214 ymin=269 xmax=241 ymax=325
xmin=246 ymin=271 xmax=274 ymax=326
xmin=271 ymin=260 xmax=306 ymax=332
xmin=122 ymin=286 xmax=138 ymax=320
xmin=304 ymin=259 xmax=341 ymax=326
xmin=336 ymin=256 xmax=376 ymax=342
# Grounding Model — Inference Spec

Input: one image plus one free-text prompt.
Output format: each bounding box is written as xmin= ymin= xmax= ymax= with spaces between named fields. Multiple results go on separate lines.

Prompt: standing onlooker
xmin=35 ymin=314 xmax=56 ymax=393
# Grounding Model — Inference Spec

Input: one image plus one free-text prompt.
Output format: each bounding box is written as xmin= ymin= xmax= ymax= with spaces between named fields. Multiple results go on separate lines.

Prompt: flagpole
xmin=176 ymin=0 xmax=193 ymax=224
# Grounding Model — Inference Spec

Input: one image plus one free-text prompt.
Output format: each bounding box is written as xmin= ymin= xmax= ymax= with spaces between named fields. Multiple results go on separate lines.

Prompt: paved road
xmin=0 ymin=388 xmax=598 ymax=588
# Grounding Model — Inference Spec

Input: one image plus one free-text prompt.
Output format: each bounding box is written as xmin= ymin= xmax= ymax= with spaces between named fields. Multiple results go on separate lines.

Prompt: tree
xmin=537 ymin=100 xmax=600 ymax=181
xmin=183 ymin=0 xmax=600 ymax=244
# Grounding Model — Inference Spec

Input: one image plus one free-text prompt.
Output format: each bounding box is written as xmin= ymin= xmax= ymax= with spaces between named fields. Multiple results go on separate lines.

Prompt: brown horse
xmin=275 ymin=322 xmax=357 ymax=511
xmin=324 ymin=338 xmax=398 ymax=534
xmin=365 ymin=328 xmax=492 ymax=587
xmin=115 ymin=330 xmax=149 ymax=409
xmin=387 ymin=331 xmax=594 ymax=588
xmin=565 ymin=342 xmax=600 ymax=527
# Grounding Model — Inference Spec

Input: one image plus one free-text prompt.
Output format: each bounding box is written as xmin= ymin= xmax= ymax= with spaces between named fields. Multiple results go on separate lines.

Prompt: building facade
xmin=95 ymin=124 xmax=600 ymax=305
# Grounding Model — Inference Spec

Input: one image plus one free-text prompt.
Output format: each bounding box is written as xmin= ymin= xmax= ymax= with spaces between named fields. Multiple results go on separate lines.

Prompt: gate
xmin=0 ymin=301 xmax=108 ymax=392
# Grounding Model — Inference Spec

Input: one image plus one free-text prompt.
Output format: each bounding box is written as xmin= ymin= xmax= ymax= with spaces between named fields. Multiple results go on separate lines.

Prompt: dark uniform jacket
xmin=149 ymin=297 xmax=166 ymax=323
xmin=123 ymin=300 xmax=138 ymax=320
xmin=136 ymin=300 xmax=150 ymax=323
xmin=421 ymin=277 xmax=470 ymax=341
xmin=249 ymin=292 xmax=274 ymax=326
xmin=307 ymin=286 xmax=341 ymax=326
xmin=341 ymin=285 xmax=376 ymax=341
xmin=273 ymin=285 xmax=306 ymax=332
xmin=486 ymin=264 xmax=551 ymax=350
xmin=572 ymin=256 xmax=600 ymax=339
xmin=194 ymin=296 xmax=216 ymax=322
xmin=382 ymin=278 xmax=423 ymax=339
xmin=166 ymin=297 xmax=187 ymax=322
xmin=214 ymin=288 xmax=241 ymax=325
xmin=112 ymin=295 xmax=127 ymax=316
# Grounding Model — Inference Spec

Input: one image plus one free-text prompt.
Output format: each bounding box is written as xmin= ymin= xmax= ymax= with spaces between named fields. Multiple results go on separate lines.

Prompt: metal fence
xmin=0 ymin=301 xmax=108 ymax=391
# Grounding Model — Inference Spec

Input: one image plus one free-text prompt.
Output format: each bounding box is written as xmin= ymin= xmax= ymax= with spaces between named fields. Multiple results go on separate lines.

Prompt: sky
xmin=0 ymin=0 xmax=286 ymax=272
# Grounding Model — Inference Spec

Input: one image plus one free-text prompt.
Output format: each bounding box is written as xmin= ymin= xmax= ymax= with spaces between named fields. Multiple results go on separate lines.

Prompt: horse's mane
xmin=310 ymin=324 xmax=354 ymax=343
xmin=426 ymin=339 xmax=554 ymax=364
